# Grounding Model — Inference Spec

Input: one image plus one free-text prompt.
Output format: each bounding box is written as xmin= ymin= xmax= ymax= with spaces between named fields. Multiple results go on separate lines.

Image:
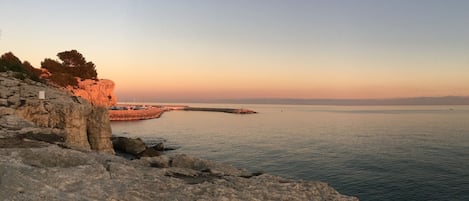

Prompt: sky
xmin=1 ymin=0 xmax=469 ymax=102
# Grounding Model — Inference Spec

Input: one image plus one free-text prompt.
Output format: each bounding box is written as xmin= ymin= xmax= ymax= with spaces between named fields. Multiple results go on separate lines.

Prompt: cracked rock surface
xmin=0 ymin=143 xmax=358 ymax=201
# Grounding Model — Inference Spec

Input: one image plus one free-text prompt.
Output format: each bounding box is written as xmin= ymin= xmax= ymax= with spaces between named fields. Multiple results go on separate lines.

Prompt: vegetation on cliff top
xmin=0 ymin=50 xmax=98 ymax=87
xmin=0 ymin=52 xmax=42 ymax=82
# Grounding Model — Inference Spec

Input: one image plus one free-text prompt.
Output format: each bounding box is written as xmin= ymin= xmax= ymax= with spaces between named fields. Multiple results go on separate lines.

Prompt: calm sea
xmin=111 ymin=103 xmax=469 ymax=201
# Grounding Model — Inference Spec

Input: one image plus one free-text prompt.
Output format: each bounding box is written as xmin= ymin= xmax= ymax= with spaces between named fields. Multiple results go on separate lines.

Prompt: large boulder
xmin=112 ymin=137 xmax=147 ymax=156
xmin=111 ymin=136 xmax=162 ymax=158
xmin=137 ymin=147 xmax=161 ymax=158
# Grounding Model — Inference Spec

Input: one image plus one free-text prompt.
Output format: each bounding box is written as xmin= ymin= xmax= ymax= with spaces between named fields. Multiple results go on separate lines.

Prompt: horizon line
xmin=117 ymin=95 xmax=469 ymax=106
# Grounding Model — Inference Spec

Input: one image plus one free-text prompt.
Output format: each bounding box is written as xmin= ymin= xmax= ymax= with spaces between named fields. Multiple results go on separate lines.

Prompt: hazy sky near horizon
xmin=1 ymin=0 xmax=469 ymax=101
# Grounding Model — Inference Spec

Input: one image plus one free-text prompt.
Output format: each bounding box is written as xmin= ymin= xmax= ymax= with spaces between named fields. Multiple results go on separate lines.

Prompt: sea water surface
xmin=111 ymin=104 xmax=469 ymax=201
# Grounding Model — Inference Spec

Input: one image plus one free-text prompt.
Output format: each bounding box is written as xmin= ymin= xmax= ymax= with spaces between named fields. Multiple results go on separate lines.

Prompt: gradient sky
xmin=1 ymin=0 xmax=469 ymax=101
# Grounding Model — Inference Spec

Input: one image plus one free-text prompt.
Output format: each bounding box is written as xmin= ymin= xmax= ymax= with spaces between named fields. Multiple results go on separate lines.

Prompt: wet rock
xmin=149 ymin=143 xmax=177 ymax=151
xmin=152 ymin=142 xmax=165 ymax=151
xmin=111 ymin=137 xmax=176 ymax=158
xmin=112 ymin=137 xmax=147 ymax=156
xmin=170 ymin=154 xmax=250 ymax=177
xmin=137 ymin=147 xmax=161 ymax=158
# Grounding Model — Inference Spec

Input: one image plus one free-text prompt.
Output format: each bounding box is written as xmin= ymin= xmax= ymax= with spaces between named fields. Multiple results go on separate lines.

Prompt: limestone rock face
xmin=87 ymin=106 xmax=114 ymax=153
xmin=0 ymin=72 xmax=114 ymax=153
xmin=69 ymin=79 xmax=116 ymax=107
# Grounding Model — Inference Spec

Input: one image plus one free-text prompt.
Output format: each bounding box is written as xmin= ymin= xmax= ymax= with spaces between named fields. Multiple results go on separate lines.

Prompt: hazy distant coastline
xmin=120 ymin=96 xmax=469 ymax=106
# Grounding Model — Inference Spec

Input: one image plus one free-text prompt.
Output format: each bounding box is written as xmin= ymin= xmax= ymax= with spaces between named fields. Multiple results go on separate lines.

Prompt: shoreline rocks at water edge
xmin=111 ymin=136 xmax=176 ymax=159
xmin=0 ymin=72 xmax=358 ymax=200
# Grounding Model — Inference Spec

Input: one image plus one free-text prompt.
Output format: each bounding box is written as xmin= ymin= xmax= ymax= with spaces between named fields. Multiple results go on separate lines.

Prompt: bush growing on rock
xmin=41 ymin=58 xmax=65 ymax=74
xmin=48 ymin=73 xmax=78 ymax=87
xmin=0 ymin=52 xmax=23 ymax=72
xmin=0 ymin=52 xmax=42 ymax=81
xmin=22 ymin=61 xmax=42 ymax=82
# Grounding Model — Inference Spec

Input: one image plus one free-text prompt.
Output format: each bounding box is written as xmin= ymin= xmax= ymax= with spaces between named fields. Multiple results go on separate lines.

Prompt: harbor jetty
xmin=109 ymin=106 xmax=165 ymax=121
xmin=183 ymin=107 xmax=257 ymax=114
xmin=109 ymin=105 xmax=256 ymax=121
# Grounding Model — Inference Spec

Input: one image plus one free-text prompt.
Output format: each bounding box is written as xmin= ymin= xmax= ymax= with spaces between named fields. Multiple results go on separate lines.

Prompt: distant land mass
xmin=144 ymin=96 xmax=469 ymax=106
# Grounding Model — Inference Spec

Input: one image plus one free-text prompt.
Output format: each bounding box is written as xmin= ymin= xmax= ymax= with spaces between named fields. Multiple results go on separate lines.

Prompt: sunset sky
xmin=1 ymin=0 xmax=469 ymax=101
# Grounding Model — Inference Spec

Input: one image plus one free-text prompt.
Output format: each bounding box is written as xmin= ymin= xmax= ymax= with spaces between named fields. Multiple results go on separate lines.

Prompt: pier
xmin=109 ymin=105 xmax=256 ymax=121
xmin=183 ymin=107 xmax=257 ymax=114
xmin=109 ymin=107 xmax=166 ymax=121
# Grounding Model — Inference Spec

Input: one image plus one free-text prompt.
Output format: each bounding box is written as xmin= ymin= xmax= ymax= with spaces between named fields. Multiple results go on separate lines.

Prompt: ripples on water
xmin=111 ymin=104 xmax=469 ymax=201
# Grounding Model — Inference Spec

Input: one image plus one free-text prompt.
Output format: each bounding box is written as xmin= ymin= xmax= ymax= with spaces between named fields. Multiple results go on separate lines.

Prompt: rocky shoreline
xmin=0 ymin=72 xmax=358 ymax=200
xmin=0 ymin=143 xmax=359 ymax=201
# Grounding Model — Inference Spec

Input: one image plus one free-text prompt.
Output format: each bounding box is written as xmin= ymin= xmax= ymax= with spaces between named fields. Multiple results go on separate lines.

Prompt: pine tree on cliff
xmin=41 ymin=50 xmax=98 ymax=87
xmin=57 ymin=50 xmax=97 ymax=80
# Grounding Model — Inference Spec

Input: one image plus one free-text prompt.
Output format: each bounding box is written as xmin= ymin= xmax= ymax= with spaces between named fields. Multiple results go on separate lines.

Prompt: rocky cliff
xmin=0 ymin=72 xmax=114 ymax=153
xmin=68 ymin=79 xmax=117 ymax=107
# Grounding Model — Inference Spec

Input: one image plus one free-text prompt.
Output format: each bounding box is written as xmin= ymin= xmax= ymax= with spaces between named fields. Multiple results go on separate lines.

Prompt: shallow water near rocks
xmin=111 ymin=104 xmax=469 ymax=201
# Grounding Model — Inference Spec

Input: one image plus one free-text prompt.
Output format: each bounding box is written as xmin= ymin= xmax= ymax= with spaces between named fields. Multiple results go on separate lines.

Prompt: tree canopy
xmin=0 ymin=52 xmax=42 ymax=81
xmin=1 ymin=50 xmax=98 ymax=87
xmin=42 ymin=50 xmax=97 ymax=80
xmin=41 ymin=50 xmax=98 ymax=87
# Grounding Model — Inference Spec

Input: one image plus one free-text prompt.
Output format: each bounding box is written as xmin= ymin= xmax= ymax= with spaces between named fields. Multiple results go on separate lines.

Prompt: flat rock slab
xmin=0 ymin=145 xmax=359 ymax=201
xmin=0 ymin=137 xmax=46 ymax=148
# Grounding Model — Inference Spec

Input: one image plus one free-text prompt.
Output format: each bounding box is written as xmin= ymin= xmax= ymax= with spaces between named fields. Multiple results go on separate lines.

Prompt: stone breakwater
xmin=109 ymin=106 xmax=257 ymax=121
xmin=183 ymin=107 xmax=257 ymax=114
xmin=109 ymin=107 xmax=165 ymax=121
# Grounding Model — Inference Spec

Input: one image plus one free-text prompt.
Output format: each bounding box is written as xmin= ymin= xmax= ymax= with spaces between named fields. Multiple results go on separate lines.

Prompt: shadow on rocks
xmin=0 ymin=132 xmax=65 ymax=149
